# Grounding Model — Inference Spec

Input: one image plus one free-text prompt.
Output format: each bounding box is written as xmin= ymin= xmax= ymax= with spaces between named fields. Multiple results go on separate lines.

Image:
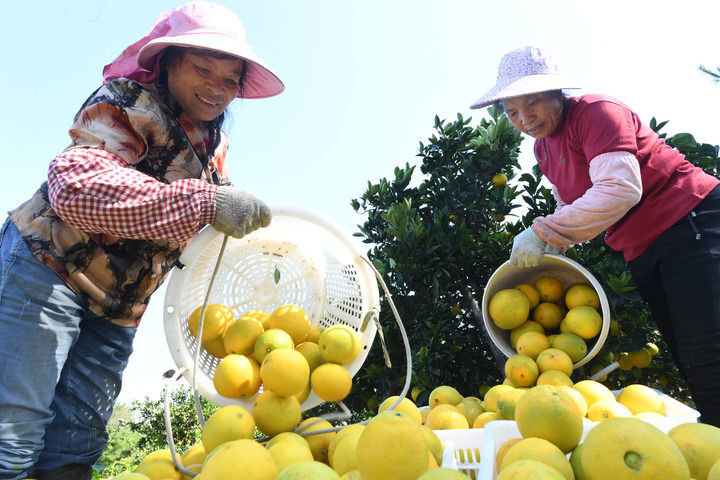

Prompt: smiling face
xmin=165 ymin=49 xmax=245 ymax=126
xmin=502 ymin=91 xmax=564 ymax=139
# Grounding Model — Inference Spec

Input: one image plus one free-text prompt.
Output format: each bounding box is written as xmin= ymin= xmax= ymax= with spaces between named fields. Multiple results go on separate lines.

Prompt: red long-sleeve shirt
xmin=47 ymin=147 xmax=218 ymax=246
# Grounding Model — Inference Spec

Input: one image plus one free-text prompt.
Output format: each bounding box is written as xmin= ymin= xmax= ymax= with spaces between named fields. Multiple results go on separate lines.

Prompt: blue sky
xmin=1 ymin=0 xmax=718 ymax=403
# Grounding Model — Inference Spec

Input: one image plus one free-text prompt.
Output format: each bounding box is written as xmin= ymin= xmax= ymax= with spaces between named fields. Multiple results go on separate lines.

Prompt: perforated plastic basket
xmin=163 ymin=205 xmax=380 ymax=410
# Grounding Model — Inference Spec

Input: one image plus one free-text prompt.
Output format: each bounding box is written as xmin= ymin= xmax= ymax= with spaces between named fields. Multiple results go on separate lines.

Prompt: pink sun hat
xmin=469 ymin=46 xmax=578 ymax=109
xmin=102 ymin=1 xmax=284 ymax=99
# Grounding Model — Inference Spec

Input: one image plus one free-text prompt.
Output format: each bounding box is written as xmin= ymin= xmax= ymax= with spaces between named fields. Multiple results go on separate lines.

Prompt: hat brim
xmin=138 ymin=35 xmax=284 ymax=99
xmin=469 ymin=74 xmax=579 ymax=110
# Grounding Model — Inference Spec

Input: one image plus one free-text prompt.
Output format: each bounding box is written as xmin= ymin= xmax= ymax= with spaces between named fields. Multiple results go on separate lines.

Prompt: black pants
xmin=629 ymin=185 xmax=720 ymax=427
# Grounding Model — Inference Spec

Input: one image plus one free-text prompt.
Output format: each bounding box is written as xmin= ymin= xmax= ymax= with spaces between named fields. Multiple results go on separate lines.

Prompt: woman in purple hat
xmin=471 ymin=46 xmax=720 ymax=427
xmin=0 ymin=2 xmax=284 ymax=478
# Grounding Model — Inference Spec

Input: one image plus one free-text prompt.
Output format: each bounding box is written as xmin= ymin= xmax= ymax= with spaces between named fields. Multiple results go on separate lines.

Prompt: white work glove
xmin=510 ymin=228 xmax=546 ymax=268
xmin=212 ymin=186 xmax=272 ymax=238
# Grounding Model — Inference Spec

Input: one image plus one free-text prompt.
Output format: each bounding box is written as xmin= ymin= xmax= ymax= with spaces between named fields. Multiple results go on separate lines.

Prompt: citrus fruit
xmin=644 ymin=342 xmax=659 ymax=356
xmin=133 ymin=449 xmax=182 ymax=480
xmin=267 ymin=438 xmax=314 ymax=473
xmin=252 ymin=390 xmax=302 ymax=436
xmin=536 ymin=370 xmax=573 ymax=387
xmin=418 ymin=468 xmax=472 ymax=479
xmin=581 ymin=417 xmax=690 ymax=479
xmin=497 ymin=459 xmax=565 ymax=480
xmin=356 ymin=410 xmax=429 ymax=480
xmin=550 ymin=333 xmax=587 ymax=363
xmin=187 ymin=303 xmax=233 ymax=342
xmin=202 ymin=439 xmax=278 ymax=480
xmin=504 ymin=354 xmax=539 ymax=387
xmin=589 ymin=363 xmax=608 ymax=382
xmin=572 ymin=379 xmax=615 ymax=410
xmin=318 ymin=325 xmax=362 ymax=365
xmin=378 ymin=395 xmax=423 ymax=424
xmin=564 ymin=284 xmax=600 ymax=310
xmin=514 ymin=385 xmax=583 ymax=453
xmin=534 ymin=276 xmax=565 ymax=304
xmin=181 ymin=442 xmax=207 ymax=477
xmin=668 ymin=422 xmax=720 ymax=480
xmin=295 ymin=378 xmax=312 ymax=404
xmin=555 ymin=385 xmax=588 ymax=417
xmin=455 ymin=396 xmax=485 ymax=425
xmin=533 ymin=302 xmax=564 ymax=330
xmin=269 ymin=304 xmax=311 ymax=344
xmin=587 ymin=399 xmax=632 ymax=422
xmin=515 ymin=283 xmax=540 ymax=309
xmin=500 ymin=437 xmax=574 ymax=480
xmin=483 ymin=384 xmax=515 ymax=412
xmin=295 ymin=341 xmax=325 ymax=372
xmin=203 ymin=334 xmax=228 ymax=358
xmin=424 ymin=404 xmax=468 ymax=430
xmin=488 ymin=289 xmax=530 ymax=330
xmin=535 ymin=348 xmax=574 ymax=377
xmin=617 ymin=384 xmax=665 ymax=415
xmin=305 ymin=324 xmax=325 ymax=343
xmin=497 ymin=388 xmax=526 ymax=420
xmin=492 ymin=172 xmax=508 ymax=187
xmin=628 ymin=348 xmax=652 ymax=368
xmin=428 ymin=385 xmax=464 ymax=407
xmin=311 ymin=362 xmax=352 ymax=402
xmin=213 ymin=353 xmax=258 ymax=399
xmin=275 ymin=460 xmax=340 ymax=479
xmin=515 ymin=331 xmax=551 ymax=360
xmin=710 ymin=459 xmax=720 ymax=480
xmin=254 ymin=328 xmax=294 ymax=364
xmin=331 ymin=430 xmax=363 ymax=475
xmin=510 ymin=320 xmax=546 ymax=349
xmin=223 ymin=315 xmax=264 ymax=355
xmin=201 ymin=405 xmax=255 ymax=453
xmin=298 ymin=417 xmax=336 ymax=463
xmin=563 ymin=306 xmax=602 ymax=339
xmin=472 ymin=411 xmax=502 ymax=428
xmin=328 ymin=424 xmax=365 ymax=467
xmin=260 ymin=347 xmax=310 ymax=397
xmin=338 ymin=471 xmax=363 ymax=480
xmin=112 ymin=474 xmax=152 ymax=480
xmin=419 ymin=424 xmax=445 ymax=467
xmin=496 ymin=437 xmax=523 ymax=472
xmin=241 ymin=309 xmax=271 ymax=329
xmin=617 ymin=352 xmax=633 ymax=370
xmin=267 ymin=431 xmax=312 ymax=450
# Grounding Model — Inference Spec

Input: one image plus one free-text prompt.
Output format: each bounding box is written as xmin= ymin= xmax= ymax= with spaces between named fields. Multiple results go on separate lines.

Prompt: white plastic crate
xmin=435 ymin=428 xmax=484 ymax=479
xmin=477 ymin=392 xmax=699 ymax=479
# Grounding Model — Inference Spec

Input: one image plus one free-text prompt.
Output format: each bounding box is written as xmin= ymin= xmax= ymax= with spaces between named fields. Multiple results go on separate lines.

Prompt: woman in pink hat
xmin=0 ymin=2 xmax=283 ymax=478
xmin=471 ymin=46 xmax=720 ymax=427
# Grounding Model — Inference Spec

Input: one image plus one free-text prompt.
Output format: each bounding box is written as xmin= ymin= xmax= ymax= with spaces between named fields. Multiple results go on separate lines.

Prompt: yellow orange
xmin=500 ymin=437 xmax=574 ymax=480
xmin=378 ymin=396 xmax=423 ymax=425
xmin=587 ymin=399 xmax=633 ymax=422
xmin=504 ymin=354 xmax=539 ymax=387
xmin=311 ymin=362 xmax=352 ymax=402
xmin=254 ymin=328 xmax=294 ymax=364
xmin=223 ymin=315 xmax=264 ymax=356
xmin=535 ymin=348 xmax=574 ymax=377
xmin=668 ymin=422 xmax=720 ymax=480
xmin=187 ymin=303 xmax=233 ymax=343
xmin=260 ymin=348 xmax=310 ymax=397
xmin=563 ymin=306 xmax=602 ymax=340
xmin=550 ymin=333 xmax=587 ymax=363
xmin=318 ymin=325 xmax=362 ymax=365
xmin=212 ymin=353 xmax=257 ymax=399
xmin=488 ymin=289 xmax=530 ymax=330
xmin=497 ymin=388 xmax=526 ymax=420
xmin=564 ymin=283 xmax=600 ymax=310
xmin=269 ymin=304 xmax=311 ymax=344
xmin=533 ymin=302 xmax=564 ymax=330
xmin=617 ymin=384 xmax=665 ymax=415
xmin=295 ymin=341 xmax=325 ymax=372
xmin=515 ymin=331 xmax=551 ymax=360
xmin=572 ymin=379 xmax=615 ymax=410
xmin=252 ymin=390 xmax=302 ymax=436
xmin=201 ymin=405 xmax=255 ymax=453
xmin=483 ymin=384 xmax=515 ymax=413
xmin=514 ymin=385 xmax=584 ymax=453
xmin=428 ymin=385 xmax=464 ymax=407
xmin=298 ymin=417 xmax=336 ymax=464
xmin=536 ymin=370 xmax=573 ymax=388
xmin=510 ymin=321 xmax=546 ymax=349
xmin=202 ymin=439 xmax=278 ymax=480
xmin=534 ymin=276 xmax=565 ymax=304
xmin=472 ymin=411 xmax=502 ymax=428
xmin=515 ymin=283 xmax=540 ymax=310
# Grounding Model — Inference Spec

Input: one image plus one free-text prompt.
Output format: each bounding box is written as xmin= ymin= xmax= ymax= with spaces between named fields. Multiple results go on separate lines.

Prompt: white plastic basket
xmin=163 ymin=205 xmax=380 ymax=410
xmin=435 ymin=429 xmax=484 ymax=479
xmin=481 ymin=254 xmax=611 ymax=368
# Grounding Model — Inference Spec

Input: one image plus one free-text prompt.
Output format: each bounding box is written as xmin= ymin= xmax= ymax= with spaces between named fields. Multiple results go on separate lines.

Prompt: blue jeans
xmin=0 ymin=218 xmax=137 ymax=479
xmin=629 ymin=185 xmax=720 ymax=427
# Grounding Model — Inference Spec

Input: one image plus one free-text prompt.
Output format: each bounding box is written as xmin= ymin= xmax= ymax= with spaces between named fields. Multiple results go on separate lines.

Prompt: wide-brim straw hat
xmin=103 ymin=1 xmax=284 ymax=99
xmin=470 ymin=46 xmax=578 ymax=109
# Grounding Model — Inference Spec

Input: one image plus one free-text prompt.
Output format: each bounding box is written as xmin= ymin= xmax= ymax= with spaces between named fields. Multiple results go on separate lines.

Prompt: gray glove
xmin=509 ymin=228 xmax=546 ymax=268
xmin=212 ymin=186 xmax=271 ymax=238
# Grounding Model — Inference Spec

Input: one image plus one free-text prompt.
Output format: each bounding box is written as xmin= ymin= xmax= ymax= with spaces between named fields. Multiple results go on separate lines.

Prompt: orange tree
xmin=349 ymin=109 xmax=719 ymax=410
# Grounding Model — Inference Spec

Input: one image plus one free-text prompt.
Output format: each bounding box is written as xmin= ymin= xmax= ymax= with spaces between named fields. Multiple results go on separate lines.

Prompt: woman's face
xmin=502 ymin=91 xmax=564 ymax=139
xmin=166 ymin=50 xmax=244 ymax=125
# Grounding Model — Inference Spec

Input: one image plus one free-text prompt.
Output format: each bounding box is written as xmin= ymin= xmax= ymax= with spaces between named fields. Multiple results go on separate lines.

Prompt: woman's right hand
xmin=212 ymin=186 xmax=272 ymax=238
xmin=510 ymin=227 xmax=547 ymax=268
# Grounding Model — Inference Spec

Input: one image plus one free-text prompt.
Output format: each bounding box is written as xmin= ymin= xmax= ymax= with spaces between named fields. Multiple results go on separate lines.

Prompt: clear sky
xmin=1 ymin=0 xmax=718 ymax=404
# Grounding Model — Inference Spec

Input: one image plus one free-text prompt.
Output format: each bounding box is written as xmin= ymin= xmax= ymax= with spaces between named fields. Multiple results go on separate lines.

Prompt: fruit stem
xmin=624 ymin=451 xmax=643 ymax=471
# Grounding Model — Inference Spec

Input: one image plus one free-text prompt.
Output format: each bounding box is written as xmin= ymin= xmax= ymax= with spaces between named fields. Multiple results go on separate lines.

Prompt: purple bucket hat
xmin=470 ymin=47 xmax=578 ymax=109
xmin=102 ymin=1 xmax=284 ymax=99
